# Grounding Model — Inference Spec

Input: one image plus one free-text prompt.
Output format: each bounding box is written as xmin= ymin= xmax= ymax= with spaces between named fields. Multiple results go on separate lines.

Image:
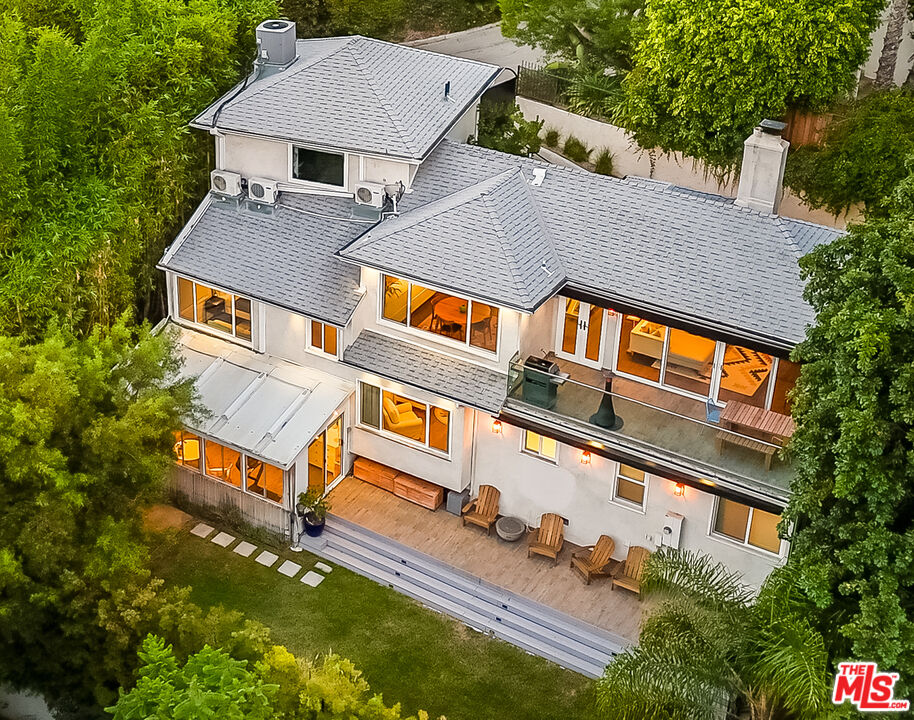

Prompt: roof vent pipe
xmin=734 ymin=119 xmax=789 ymax=215
xmin=255 ymin=20 xmax=297 ymax=67
xmin=444 ymin=80 xmax=451 ymax=99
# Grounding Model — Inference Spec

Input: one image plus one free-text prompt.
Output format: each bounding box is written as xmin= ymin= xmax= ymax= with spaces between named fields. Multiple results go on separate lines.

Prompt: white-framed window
xmin=522 ymin=430 xmax=557 ymax=461
xmin=176 ymin=276 xmax=252 ymax=343
xmin=612 ymin=463 xmax=647 ymax=510
xmin=711 ymin=497 xmax=783 ymax=555
xmin=172 ymin=431 xmax=285 ymax=506
xmin=307 ymin=319 xmax=339 ymax=358
xmin=358 ymin=381 xmax=450 ymax=455
xmin=380 ymin=274 xmax=499 ymax=354
xmin=291 ymin=145 xmax=345 ymax=188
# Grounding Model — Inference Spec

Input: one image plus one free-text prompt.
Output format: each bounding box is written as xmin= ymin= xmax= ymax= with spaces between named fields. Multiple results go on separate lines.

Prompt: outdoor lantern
xmin=491 ymin=419 xmax=502 ymax=434
xmin=580 ymin=450 xmax=592 ymax=465
xmin=674 ymin=483 xmax=685 ymax=497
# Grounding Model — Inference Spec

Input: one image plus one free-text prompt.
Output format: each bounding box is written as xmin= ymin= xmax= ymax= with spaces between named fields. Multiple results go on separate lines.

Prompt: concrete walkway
xmin=405 ymin=22 xmax=545 ymax=69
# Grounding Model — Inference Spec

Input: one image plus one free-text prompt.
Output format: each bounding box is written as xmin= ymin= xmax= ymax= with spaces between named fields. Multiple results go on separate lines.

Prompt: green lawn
xmin=150 ymin=526 xmax=595 ymax=720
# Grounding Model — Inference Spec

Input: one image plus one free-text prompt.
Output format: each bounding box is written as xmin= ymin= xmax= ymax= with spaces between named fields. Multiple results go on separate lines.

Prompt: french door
xmin=555 ymin=298 xmax=607 ymax=369
xmin=307 ymin=416 xmax=344 ymax=495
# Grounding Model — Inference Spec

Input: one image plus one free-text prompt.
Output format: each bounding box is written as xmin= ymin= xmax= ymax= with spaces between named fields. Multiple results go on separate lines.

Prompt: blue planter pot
xmin=303 ymin=512 xmax=326 ymax=537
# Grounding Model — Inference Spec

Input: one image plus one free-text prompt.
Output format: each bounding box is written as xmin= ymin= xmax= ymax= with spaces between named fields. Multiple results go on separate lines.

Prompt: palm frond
xmin=642 ymin=548 xmax=752 ymax=611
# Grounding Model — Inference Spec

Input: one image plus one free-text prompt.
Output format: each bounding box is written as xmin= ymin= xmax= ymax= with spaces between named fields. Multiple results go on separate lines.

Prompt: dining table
xmin=433 ymin=297 xmax=491 ymax=325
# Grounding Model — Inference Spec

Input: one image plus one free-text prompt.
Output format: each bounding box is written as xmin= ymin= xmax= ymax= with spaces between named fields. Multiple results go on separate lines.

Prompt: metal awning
xmin=175 ymin=327 xmax=352 ymax=469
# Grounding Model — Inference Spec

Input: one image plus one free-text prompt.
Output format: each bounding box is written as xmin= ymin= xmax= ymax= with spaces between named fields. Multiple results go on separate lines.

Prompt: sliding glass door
xmin=307 ymin=416 xmax=344 ymax=494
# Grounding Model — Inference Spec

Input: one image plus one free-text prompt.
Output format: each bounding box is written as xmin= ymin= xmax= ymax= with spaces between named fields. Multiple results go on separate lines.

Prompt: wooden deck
xmin=328 ymin=476 xmax=644 ymax=641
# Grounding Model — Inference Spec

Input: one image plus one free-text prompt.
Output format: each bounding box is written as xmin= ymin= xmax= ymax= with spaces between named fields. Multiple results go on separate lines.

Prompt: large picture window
xmin=173 ymin=430 xmax=201 ymax=471
xmin=359 ymin=381 xmax=450 ymax=454
xmin=176 ymin=278 xmax=251 ymax=342
xmin=292 ymin=146 xmax=344 ymax=187
xmin=381 ymin=275 xmax=499 ymax=353
xmin=616 ymin=313 xmax=795 ymax=413
xmin=712 ymin=498 xmax=782 ymax=554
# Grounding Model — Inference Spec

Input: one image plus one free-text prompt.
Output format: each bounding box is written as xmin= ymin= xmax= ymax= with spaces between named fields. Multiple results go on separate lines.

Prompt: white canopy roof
xmin=175 ymin=327 xmax=352 ymax=469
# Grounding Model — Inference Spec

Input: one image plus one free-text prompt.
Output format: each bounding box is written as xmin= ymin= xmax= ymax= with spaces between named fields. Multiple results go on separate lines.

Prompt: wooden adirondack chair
xmin=611 ymin=546 xmax=651 ymax=599
xmin=527 ymin=513 xmax=565 ymax=565
xmin=461 ymin=485 xmax=500 ymax=534
xmin=570 ymin=535 xmax=617 ymax=585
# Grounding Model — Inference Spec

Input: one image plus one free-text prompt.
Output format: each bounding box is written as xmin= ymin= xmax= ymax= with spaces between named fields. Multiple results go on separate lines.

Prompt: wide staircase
xmin=296 ymin=514 xmax=628 ymax=678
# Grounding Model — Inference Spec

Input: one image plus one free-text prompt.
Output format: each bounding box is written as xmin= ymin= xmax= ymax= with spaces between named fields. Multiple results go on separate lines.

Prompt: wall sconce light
xmin=491 ymin=419 xmax=502 ymax=434
xmin=674 ymin=483 xmax=685 ymax=497
xmin=580 ymin=450 xmax=592 ymax=465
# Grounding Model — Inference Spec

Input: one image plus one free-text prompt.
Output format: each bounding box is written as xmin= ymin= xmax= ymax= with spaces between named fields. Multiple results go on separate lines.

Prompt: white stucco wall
xmin=445 ymin=100 xmax=481 ymax=143
xmin=220 ymin=133 xmax=291 ymax=180
xmin=472 ymin=417 xmax=785 ymax=588
xmin=519 ymin=296 xmax=558 ymax=360
xmin=517 ymin=98 xmax=859 ymax=229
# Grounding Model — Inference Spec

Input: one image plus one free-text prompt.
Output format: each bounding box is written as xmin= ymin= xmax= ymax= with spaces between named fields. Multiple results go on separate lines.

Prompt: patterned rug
xmin=721 ymin=346 xmax=771 ymax=396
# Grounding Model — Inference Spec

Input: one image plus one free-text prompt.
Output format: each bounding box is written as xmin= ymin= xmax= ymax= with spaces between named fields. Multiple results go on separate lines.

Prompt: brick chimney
xmin=734 ymin=119 xmax=789 ymax=215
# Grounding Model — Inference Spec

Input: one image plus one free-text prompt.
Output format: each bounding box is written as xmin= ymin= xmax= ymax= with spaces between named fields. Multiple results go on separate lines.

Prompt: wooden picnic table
xmin=716 ymin=400 xmax=794 ymax=470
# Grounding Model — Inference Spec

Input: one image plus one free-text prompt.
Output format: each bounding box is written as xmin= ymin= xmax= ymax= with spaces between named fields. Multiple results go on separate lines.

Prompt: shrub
xmin=593 ymin=148 xmax=615 ymax=176
xmin=563 ymin=135 xmax=591 ymax=163
xmin=543 ymin=127 xmax=560 ymax=147
xmin=475 ymin=100 xmax=544 ymax=157
xmin=565 ymin=66 xmax=623 ymax=119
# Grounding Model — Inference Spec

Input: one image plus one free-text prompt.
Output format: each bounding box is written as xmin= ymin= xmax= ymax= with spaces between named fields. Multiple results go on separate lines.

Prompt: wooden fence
xmin=168 ymin=465 xmax=292 ymax=538
xmin=782 ymin=108 xmax=832 ymax=147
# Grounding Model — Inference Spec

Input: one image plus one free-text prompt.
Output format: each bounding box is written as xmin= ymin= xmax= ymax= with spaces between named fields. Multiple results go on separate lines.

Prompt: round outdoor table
xmin=434 ymin=297 xmax=490 ymax=325
xmin=495 ymin=516 xmax=526 ymax=542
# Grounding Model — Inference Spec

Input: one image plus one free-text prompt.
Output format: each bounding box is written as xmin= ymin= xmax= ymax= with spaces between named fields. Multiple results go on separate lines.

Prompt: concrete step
xmin=326 ymin=515 xmax=627 ymax=656
xmin=297 ymin=514 xmax=628 ymax=678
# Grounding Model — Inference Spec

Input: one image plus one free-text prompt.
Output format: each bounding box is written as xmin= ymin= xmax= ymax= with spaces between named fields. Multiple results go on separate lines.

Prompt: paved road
xmin=405 ymin=22 xmax=546 ymax=70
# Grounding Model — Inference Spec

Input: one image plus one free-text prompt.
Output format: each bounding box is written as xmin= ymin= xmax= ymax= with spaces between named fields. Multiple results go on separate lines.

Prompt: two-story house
xmin=161 ymin=20 xmax=840 ymax=603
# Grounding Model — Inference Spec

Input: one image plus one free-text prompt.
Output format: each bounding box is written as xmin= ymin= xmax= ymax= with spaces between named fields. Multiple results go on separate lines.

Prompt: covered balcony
xmin=503 ymin=355 xmax=794 ymax=501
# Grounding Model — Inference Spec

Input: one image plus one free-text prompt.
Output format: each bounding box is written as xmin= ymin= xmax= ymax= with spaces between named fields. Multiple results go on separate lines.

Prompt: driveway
xmin=405 ymin=22 xmax=546 ymax=70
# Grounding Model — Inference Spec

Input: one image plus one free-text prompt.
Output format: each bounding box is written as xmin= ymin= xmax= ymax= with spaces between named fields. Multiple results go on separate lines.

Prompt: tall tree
xmin=0 ymin=0 xmax=275 ymax=338
xmin=500 ymin=0 xmax=644 ymax=74
xmin=875 ymin=0 xmax=910 ymax=87
xmin=617 ymin=0 xmax=885 ymax=168
xmin=0 ymin=320 xmax=197 ymax=712
xmin=785 ymin=160 xmax=914 ymax=695
xmin=595 ymin=550 xmax=830 ymax=720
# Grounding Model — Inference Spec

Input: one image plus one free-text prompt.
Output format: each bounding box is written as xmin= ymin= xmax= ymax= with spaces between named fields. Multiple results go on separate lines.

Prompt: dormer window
xmin=292 ymin=146 xmax=344 ymax=187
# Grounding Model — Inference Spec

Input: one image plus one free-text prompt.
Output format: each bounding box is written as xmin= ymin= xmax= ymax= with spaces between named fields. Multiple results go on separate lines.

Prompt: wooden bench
xmin=353 ymin=457 xmax=443 ymax=510
xmin=715 ymin=431 xmax=778 ymax=470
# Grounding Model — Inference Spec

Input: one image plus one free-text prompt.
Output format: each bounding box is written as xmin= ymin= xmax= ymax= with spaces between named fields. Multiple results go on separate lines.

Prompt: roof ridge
xmin=773 ymin=216 xmax=806 ymax=262
xmin=216 ymin=37 xmax=356 ymax=118
xmin=347 ymin=41 xmax=415 ymax=155
xmin=478 ymin=170 xmax=533 ymax=302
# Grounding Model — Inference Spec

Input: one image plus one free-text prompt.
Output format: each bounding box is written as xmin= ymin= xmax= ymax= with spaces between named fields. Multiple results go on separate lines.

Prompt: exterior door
xmin=307 ymin=416 xmax=344 ymax=495
xmin=555 ymin=298 xmax=606 ymax=369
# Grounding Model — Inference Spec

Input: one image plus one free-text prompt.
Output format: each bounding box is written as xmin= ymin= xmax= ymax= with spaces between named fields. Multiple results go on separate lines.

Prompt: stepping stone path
xmin=190 ymin=523 xmax=214 ymax=538
xmin=233 ymin=541 xmax=257 ymax=557
xmin=278 ymin=560 xmax=301 ymax=577
xmin=301 ymin=571 xmax=325 ymax=587
xmin=255 ymin=550 xmax=279 ymax=568
xmin=187 ymin=520 xmax=333 ymax=589
xmin=211 ymin=531 xmax=235 ymax=547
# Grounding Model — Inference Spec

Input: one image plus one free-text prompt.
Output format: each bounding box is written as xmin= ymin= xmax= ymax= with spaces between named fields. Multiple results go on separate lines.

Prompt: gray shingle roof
xmin=342 ymin=330 xmax=507 ymax=413
xmin=159 ymin=193 xmax=368 ymax=326
xmin=192 ymin=36 xmax=499 ymax=160
xmin=340 ymin=168 xmax=564 ymax=311
xmin=341 ymin=141 xmax=842 ymax=346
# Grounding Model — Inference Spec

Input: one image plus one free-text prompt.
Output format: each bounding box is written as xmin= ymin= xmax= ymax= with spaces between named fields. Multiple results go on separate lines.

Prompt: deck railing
xmin=505 ymin=359 xmax=791 ymax=491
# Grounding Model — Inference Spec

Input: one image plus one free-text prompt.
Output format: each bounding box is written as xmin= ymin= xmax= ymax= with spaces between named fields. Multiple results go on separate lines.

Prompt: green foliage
xmin=784 ymin=163 xmax=914 ymax=696
xmin=543 ymin=127 xmax=561 ymax=148
xmin=563 ymin=135 xmax=591 ymax=163
xmin=565 ymin=66 xmax=623 ymax=119
xmin=596 ymin=550 xmax=830 ymax=720
xmin=500 ymin=0 xmax=644 ymax=73
xmin=0 ymin=0 xmax=275 ymax=338
xmin=594 ymin=148 xmax=615 ymax=176
xmin=617 ymin=0 xmax=885 ymax=168
xmin=107 ymin=636 xmax=278 ymax=720
xmin=0 ymin=320 xmax=198 ymax=711
xmin=786 ymin=89 xmax=914 ymax=217
xmin=475 ymin=100 xmax=543 ymax=157
xmin=298 ymin=488 xmax=331 ymax=520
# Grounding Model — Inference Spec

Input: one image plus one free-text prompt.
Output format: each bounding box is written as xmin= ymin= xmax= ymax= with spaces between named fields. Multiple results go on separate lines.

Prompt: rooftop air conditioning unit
xmin=354 ymin=181 xmax=386 ymax=209
xmin=210 ymin=169 xmax=242 ymax=196
xmin=248 ymin=177 xmax=279 ymax=205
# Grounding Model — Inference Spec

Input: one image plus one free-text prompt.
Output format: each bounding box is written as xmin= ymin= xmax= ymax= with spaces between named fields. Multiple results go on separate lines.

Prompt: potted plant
xmin=297 ymin=489 xmax=330 ymax=537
